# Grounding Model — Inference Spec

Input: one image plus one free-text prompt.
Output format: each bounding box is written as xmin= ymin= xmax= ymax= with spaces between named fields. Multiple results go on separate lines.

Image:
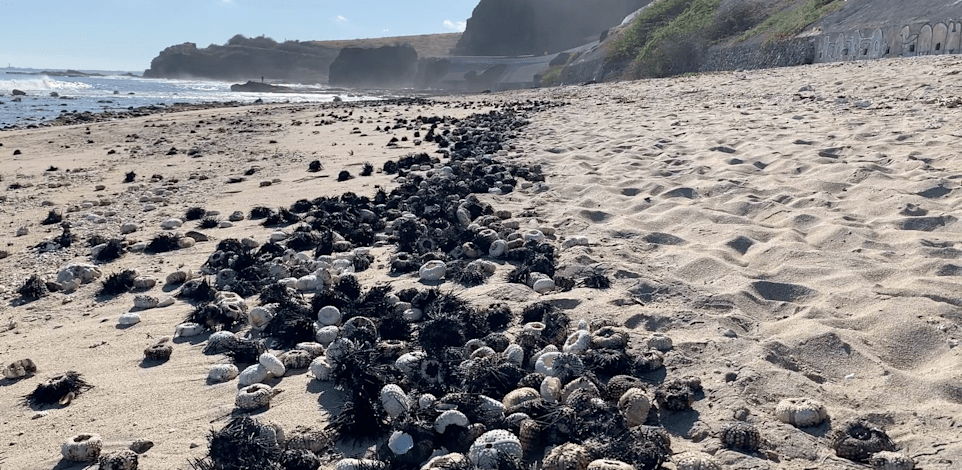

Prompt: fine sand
xmin=3 ymin=54 xmax=962 ymax=469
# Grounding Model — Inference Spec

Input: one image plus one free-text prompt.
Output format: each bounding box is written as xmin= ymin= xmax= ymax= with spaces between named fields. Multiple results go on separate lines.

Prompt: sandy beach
xmin=3 ymin=54 xmax=962 ymax=470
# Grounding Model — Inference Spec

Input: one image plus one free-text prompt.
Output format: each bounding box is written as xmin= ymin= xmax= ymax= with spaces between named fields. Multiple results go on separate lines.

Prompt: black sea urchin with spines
xmin=93 ymin=238 xmax=124 ymax=262
xmin=249 ymin=206 xmax=274 ymax=220
xmin=99 ymin=269 xmax=138 ymax=296
xmin=198 ymin=216 xmax=220 ymax=229
xmin=41 ymin=209 xmax=62 ymax=225
xmin=184 ymin=207 xmax=207 ymax=221
xmin=203 ymin=416 xmax=283 ymax=470
xmin=144 ymin=233 xmax=180 ymax=254
xmin=177 ymin=278 xmax=217 ymax=303
xmin=25 ymin=371 xmax=92 ymax=408
xmin=18 ymin=274 xmax=49 ymax=300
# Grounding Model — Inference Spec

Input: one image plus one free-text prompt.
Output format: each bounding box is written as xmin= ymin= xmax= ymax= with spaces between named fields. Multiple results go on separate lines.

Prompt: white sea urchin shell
xmin=174 ymin=322 xmax=204 ymax=337
xmin=775 ymin=397 xmax=828 ymax=427
xmin=61 ymin=433 xmax=103 ymax=462
xmin=434 ymin=409 xmax=470 ymax=433
xmin=380 ymin=384 xmax=410 ymax=419
xmin=618 ymin=388 xmax=651 ymax=427
xmin=208 ymin=364 xmax=240 ymax=383
xmin=310 ymin=356 xmax=333 ymax=381
xmin=541 ymin=376 xmax=562 ymax=403
xmin=563 ymin=330 xmax=591 ymax=353
xmin=419 ymin=260 xmax=446 ymax=282
xmin=469 ymin=430 xmax=523 ymax=470
xmin=388 ymin=431 xmax=414 ymax=455
xmin=317 ymin=305 xmax=342 ymax=326
xmin=259 ymin=352 xmax=286 ymax=377
xmin=238 ymin=364 xmax=270 ymax=386
xmin=235 ymin=383 xmax=276 ymax=410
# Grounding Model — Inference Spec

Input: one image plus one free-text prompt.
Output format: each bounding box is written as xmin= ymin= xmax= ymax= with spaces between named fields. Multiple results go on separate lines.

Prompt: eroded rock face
xmin=143 ymin=38 xmax=337 ymax=82
xmin=454 ymin=0 xmax=651 ymax=57
xmin=328 ymin=45 xmax=419 ymax=88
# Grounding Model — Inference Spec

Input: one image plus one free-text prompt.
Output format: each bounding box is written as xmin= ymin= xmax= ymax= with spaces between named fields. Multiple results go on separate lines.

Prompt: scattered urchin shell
xmin=535 ymin=351 xmax=562 ymax=376
xmin=543 ymin=442 xmax=591 ymax=470
xmin=540 ymin=376 xmax=562 ymax=403
xmin=502 ymin=387 xmax=540 ymax=409
xmin=541 ymin=352 xmax=585 ymax=383
xmin=563 ymin=330 xmax=591 ymax=353
xmin=518 ymin=418 xmax=541 ymax=455
xmin=208 ymin=363 xmax=240 ymax=383
xmin=248 ymin=306 xmax=275 ymax=330
xmin=419 ymin=260 xmax=446 ymax=281
xmin=317 ymin=305 xmax=342 ymax=326
xmin=587 ymin=459 xmax=634 ymax=470
xmin=504 ymin=344 xmax=524 ymax=366
xmin=831 ymin=419 xmax=897 ymax=463
xmin=468 ymin=429 xmax=523 ymax=470
xmin=618 ymin=388 xmax=652 ymax=427
xmin=590 ymin=326 xmax=629 ymax=350
xmin=333 ymin=458 xmax=386 ymax=470
xmin=98 ymin=449 xmax=138 ymax=470
xmin=720 ymin=422 xmax=762 ymax=452
xmin=315 ymin=325 xmax=339 ymax=346
xmin=235 ymin=383 xmax=277 ymax=410
xmin=132 ymin=276 xmax=157 ymax=290
xmin=61 ymin=433 xmax=103 ymax=462
xmin=380 ymin=384 xmax=410 ymax=419
xmin=280 ymin=350 xmax=313 ymax=370
xmin=418 ymin=393 xmax=437 ymax=410
xmin=423 ymin=453 xmax=469 ymax=469
xmin=673 ymin=452 xmax=720 ymax=470
xmin=259 ymin=352 xmax=286 ymax=377
xmin=434 ymin=410 xmax=470 ymax=434
xmin=174 ymin=322 xmax=204 ymax=338
xmin=238 ymin=364 xmax=270 ymax=386
xmin=310 ymin=356 xmax=333 ymax=381
xmin=133 ymin=294 xmax=159 ymax=309
xmin=388 ymin=430 xmax=414 ymax=455
xmin=165 ymin=270 xmax=193 ymax=285
xmin=395 ymin=351 xmax=427 ymax=377
xmin=206 ymin=331 xmax=235 ymax=351
xmin=2 ymin=358 xmax=37 ymax=379
xmin=646 ymin=333 xmax=673 ymax=352
xmin=562 ymin=377 xmax=601 ymax=403
xmin=775 ymin=397 xmax=828 ymax=427
xmin=118 ymin=313 xmax=141 ymax=326
xmin=869 ymin=451 xmax=915 ymax=470
xmin=524 ymin=321 xmax=546 ymax=337
xmin=295 ymin=341 xmax=325 ymax=358
xmin=144 ymin=343 xmax=173 ymax=361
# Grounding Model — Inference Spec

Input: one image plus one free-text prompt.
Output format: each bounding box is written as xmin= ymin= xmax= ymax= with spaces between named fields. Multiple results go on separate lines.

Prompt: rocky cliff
xmin=328 ymin=45 xmax=419 ymax=88
xmin=453 ymin=0 xmax=652 ymax=56
xmin=143 ymin=34 xmax=460 ymax=83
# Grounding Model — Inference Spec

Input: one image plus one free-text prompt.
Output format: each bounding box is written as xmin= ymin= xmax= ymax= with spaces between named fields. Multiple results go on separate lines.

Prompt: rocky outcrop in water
xmin=453 ymin=0 xmax=652 ymax=57
xmin=328 ymin=45 xmax=419 ymax=88
xmin=143 ymin=38 xmax=337 ymax=83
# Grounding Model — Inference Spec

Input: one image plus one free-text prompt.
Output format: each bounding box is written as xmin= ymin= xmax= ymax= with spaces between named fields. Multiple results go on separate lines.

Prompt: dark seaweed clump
xmin=249 ymin=206 xmax=275 ymax=220
xmin=24 ymin=371 xmax=92 ymax=408
xmin=178 ymin=278 xmax=218 ymax=303
xmin=99 ymin=269 xmax=138 ymax=296
xmin=123 ymin=171 xmax=136 ymax=183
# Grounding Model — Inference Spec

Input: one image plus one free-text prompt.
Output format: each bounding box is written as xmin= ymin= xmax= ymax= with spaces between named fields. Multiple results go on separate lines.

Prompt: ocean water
xmin=0 ymin=68 xmax=372 ymax=128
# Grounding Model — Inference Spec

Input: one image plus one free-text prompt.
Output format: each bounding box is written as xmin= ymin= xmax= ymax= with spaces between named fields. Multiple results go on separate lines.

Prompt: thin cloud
xmin=443 ymin=20 xmax=466 ymax=32
xmin=336 ymin=15 xmax=348 ymax=22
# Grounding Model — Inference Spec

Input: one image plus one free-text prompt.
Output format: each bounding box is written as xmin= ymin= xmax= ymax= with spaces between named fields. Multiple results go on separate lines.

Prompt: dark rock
xmin=454 ymin=0 xmax=648 ymax=56
xmin=12 ymin=89 xmax=26 ymax=96
xmin=328 ymin=45 xmax=419 ymax=88
xmin=230 ymin=81 xmax=291 ymax=93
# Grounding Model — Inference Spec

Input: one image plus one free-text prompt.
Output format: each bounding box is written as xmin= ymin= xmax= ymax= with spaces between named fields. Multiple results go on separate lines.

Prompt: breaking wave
xmin=0 ymin=76 xmax=93 ymax=92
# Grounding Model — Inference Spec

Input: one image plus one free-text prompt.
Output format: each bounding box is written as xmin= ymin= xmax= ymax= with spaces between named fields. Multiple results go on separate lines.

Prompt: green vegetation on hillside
xmin=740 ymin=0 xmax=844 ymax=43
xmin=604 ymin=0 xmax=842 ymax=78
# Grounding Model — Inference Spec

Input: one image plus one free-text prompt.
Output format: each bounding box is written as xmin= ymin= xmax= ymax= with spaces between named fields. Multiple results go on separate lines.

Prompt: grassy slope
xmin=604 ymin=0 xmax=846 ymax=77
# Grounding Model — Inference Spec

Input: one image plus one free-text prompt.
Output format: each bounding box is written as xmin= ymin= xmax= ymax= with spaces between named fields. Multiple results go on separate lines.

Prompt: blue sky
xmin=0 ymin=0 xmax=478 ymax=71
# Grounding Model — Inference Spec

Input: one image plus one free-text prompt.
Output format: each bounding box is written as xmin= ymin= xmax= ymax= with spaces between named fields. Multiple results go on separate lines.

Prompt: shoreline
xmin=2 ymin=55 xmax=962 ymax=469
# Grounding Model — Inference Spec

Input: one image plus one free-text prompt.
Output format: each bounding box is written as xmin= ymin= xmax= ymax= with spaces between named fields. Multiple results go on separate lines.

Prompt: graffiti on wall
xmin=816 ymin=21 xmax=962 ymax=62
